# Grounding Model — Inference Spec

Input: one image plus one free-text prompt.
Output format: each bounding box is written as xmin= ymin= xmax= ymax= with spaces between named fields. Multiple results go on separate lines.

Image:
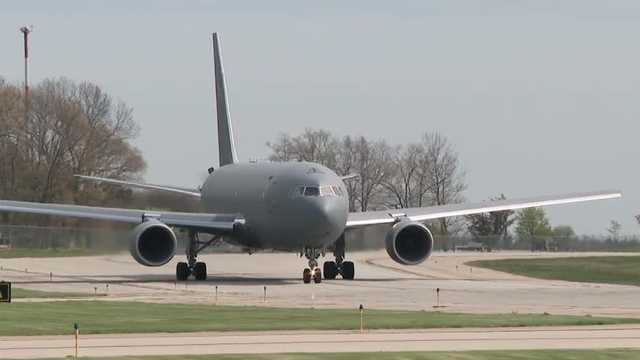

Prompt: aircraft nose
xmin=308 ymin=198 xmax=347 ymax=235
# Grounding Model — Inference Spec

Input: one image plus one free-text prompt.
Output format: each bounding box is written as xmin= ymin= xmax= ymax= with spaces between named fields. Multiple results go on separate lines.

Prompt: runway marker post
xmin=436 ymin=288 xmax=440 ymax=307
xmin=49 ymin=272 xmax=52 ymax=281
xmin=73 ymin=322 xmax=79 ymax=359
xmin=263 ymin=286 xmax=267 ymax=303
xmin=359 ymin=304 xmax=364 ymax=334
xmin=215 ymin=285 xmax=218 ymax=304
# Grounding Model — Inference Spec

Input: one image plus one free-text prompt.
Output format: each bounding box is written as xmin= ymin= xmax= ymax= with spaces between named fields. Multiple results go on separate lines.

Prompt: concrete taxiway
xmin=1 ymin=250 xmax=639 ymax=317
xmin=3 ymin=325 xmax=640 ymax=358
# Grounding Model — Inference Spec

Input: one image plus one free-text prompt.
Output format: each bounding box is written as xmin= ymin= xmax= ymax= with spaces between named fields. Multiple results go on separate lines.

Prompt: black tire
xmin=303 ymin=268 xmax=312 ymax=284
xmin=193 ymin=262 xmax=207 ymax=281
xmin=313 ymin=268 xmax=322 ymax=284
xmin=176 ymin=262 xmax=190 ymax=281
xmin=341 ymin=261 xmax=355 ymax=280
xmin=323 ymin=261 xmax=338 ymax=280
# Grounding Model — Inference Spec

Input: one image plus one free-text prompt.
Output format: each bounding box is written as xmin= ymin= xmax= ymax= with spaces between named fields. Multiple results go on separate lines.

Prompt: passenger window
xmin=304 ymin=187 xmax=320 ymax=196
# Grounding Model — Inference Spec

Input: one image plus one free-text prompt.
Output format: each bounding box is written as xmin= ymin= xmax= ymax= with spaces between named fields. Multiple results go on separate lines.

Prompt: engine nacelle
xmin=129 ymin=220 xmax=177 ymax=267
xmin=385 ymin=221 xmax=434 ymax=265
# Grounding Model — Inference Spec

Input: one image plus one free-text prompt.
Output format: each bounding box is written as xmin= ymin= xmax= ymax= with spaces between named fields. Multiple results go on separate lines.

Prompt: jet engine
xmin=385 ymin=221 xmax=434 ymax=265
xmin=129 ymin=220 xmax=177 ymax=267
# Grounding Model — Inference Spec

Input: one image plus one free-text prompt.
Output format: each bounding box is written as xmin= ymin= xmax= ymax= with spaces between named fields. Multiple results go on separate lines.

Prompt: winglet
xmin=340 ymin=174 xmax=360 ymax=181
xmin=212 ymin=32 xmax=239 ymax=167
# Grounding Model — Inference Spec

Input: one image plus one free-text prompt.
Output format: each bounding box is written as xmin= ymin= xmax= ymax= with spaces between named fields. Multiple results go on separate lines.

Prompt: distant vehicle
xmin=0 ymin=33 xmax=621 ymax=283
xmin=455 ymin=241 xmax=488 ymax=252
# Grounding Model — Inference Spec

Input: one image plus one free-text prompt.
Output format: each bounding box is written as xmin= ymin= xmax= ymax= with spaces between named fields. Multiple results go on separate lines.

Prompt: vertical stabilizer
xmin=212 ymin=32 xmax=239 ymax=167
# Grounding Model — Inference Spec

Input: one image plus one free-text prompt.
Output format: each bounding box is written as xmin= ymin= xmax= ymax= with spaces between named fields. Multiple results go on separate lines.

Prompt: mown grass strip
xmin=468 ymin=255 xmax=640 ymax=286
xmin=0 ymin=301 xmax=636 ymax=336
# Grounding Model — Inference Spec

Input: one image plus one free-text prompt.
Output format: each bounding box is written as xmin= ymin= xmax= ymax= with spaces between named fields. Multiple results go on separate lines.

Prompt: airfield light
xmin=73 ymin=322 xmax=79 ymax=359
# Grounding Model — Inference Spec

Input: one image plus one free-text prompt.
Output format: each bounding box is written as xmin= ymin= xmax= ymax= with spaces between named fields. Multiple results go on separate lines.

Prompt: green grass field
xmin=0 ymin=301 xmax=637 ymax=336
xmin=8 ymin=349 xmax=640 ymax=360
xmin=0 ymin=248 xmax=121 ymax=258
xmin=468 ymin=255 xmax=640 ymax=286
xmin=11 ymin=287 xmax=97 ymax=299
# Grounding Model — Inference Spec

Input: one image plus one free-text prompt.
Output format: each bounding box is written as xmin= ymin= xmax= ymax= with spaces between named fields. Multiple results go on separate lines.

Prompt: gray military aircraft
xmin=0 ymin=33 xmax=621 ymax=283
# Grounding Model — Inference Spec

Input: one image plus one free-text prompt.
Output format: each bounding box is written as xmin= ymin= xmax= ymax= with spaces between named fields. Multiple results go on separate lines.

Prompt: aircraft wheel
xmin=341 ymin=261 xmax=355 ymax=280
xmin=193 ymin=262 xmax=207 ymax=281
xmin=303 ymin=268 xmax=312 ymax=284
xmin=323 ymin=261 xmax=338 ymax=280
xmin=313 ymin=267 xmax=322 ymax=284
xmin=176 ymin=262 xmax=190 ymax=281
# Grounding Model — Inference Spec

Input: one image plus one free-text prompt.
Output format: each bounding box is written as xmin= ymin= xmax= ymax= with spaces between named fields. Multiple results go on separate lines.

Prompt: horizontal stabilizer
xmin=75 ymin=175 xmax=201 ymax=198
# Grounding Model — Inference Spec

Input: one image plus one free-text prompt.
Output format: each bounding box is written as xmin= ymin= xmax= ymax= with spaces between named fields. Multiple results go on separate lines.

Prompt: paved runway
xmin=2 ymin=250 xmax=640 ymax=317
xmin=3 ymin=325 xmax=640 ymax=358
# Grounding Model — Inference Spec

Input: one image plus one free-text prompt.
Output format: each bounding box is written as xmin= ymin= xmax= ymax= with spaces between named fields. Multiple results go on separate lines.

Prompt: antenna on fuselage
xmin=212 ymin=32 xmax=239 ymax=167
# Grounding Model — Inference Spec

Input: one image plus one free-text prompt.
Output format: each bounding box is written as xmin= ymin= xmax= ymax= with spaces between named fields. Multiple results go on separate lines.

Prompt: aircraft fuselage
xmin=201 ymin=161 xmax=348 ymax=251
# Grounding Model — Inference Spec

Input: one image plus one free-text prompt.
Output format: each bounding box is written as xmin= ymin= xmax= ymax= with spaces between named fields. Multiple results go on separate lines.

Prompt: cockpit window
xmin=319 ymin=186 xmax=334 ymax=196
xmin=294 ymin=185 xmax=343 ymax=197
xmin=304 ymin=186 xmax=320 ymax=196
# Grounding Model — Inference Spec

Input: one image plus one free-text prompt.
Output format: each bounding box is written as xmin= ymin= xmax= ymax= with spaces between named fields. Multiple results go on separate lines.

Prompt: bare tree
xmin=0 ymin=78 xmax=146 ymax=223
xmin=266 ymin=129 xmax=467 ymax=234
xmin=267 ymin=129 xmax=338 ymax=169
xmin=353 ymin=137 xmax=391 ymax=212
xmin=420 ymin=132 xmax=466 ymax=235
xmin=607 ymin=220 xmax=622 ymax=242
xmin=382 ymin=144 xmax=424 ymax=209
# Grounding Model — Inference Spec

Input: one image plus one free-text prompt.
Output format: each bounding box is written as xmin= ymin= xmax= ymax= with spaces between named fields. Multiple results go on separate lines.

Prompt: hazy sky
xmin=2 ymin=1 xmax=638 ymax=235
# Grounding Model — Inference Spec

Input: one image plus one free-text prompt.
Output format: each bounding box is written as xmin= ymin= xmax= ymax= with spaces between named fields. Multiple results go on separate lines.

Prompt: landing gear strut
xmin=176 ymin=231 xmax=221 ymax=281
xmin=302 ymin=247 xmax=322 ymax=284
xmin=323 ymin=234 xmax=354 ymax=280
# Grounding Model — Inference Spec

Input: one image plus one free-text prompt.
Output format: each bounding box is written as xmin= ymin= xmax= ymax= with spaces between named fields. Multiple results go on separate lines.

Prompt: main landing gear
xmin=323 ymin=234 xmax=354 ymax=280
xmin=301 ymin=234 xmax=355 ymax=283
xmin=176 ymin=231 xmax=221 ymax=281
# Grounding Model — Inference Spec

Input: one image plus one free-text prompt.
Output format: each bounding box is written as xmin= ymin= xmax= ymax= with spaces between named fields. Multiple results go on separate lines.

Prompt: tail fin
xmin=212 ymin=32 xmax=239 ymax=167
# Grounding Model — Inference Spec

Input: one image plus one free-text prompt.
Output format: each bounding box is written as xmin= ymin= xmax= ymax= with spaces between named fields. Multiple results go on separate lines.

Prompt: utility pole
xmin=19 ymin=26 xmax=32 ymax=99
xmin=9 ymin=26 xmax=32 ymax=195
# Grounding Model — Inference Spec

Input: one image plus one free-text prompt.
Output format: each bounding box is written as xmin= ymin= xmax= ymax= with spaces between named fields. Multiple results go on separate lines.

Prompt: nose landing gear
xmin=302 ymin=248 xmax=322 ymax=284
xmin=301 ymin=234 xmax=355 ymax=283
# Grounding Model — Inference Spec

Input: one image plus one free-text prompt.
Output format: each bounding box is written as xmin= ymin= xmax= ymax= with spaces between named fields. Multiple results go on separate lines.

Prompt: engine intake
xmin=385 ymin=221 xmax=434 ymax=265
xmin=129 ymin=220 xmax=177 ymax=267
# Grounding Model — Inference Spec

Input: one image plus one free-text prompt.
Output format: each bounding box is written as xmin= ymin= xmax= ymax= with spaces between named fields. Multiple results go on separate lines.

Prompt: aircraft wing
xmin=0 ymin=200 xmax=242 ymax=233
xmin=75 ymin=175 xmax=201 ymax=198
xmin=346 ymin=190 xmax=621 ymax=227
